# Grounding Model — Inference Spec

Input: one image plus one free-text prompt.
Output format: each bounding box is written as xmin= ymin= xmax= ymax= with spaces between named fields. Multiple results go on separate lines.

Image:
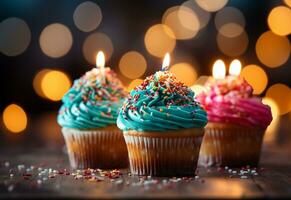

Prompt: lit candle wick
xmin=96 ymin=51 xmax=105 ymax=83
xmin=162 ymin=53 xmax=170 ymax=71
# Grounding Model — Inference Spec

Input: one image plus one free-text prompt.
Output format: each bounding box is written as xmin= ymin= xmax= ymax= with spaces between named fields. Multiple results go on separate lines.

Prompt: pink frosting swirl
xmin=197 ymin=76 xmax=272 ymax=128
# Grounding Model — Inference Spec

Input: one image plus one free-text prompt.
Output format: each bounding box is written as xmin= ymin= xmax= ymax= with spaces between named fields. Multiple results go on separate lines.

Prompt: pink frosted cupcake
xmin=197 ymin=76 xmax=272 ymax=167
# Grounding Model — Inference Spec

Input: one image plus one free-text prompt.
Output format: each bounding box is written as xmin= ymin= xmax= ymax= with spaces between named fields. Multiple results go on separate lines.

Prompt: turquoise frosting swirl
xmin=58 ymin=68 xmax=127 ymax=129
xmin=117 ymin=71 xmax=208 ymax=132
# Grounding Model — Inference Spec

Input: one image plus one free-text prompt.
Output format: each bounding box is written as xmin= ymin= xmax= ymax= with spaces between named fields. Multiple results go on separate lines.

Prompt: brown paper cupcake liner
xmin=123 ymin=128 xmax=204 ymax=177
xmin=198 ymin=122 xmax=265 ymax=167
xmin=62 ymin=126 xmax=128 ymax=169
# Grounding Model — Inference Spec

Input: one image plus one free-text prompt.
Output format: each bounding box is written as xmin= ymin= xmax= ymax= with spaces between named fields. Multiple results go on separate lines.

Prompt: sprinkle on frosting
xmin=58 ymin=67 xmax=127 ymax=129
xmin=117 ymin=70 xmax=208 ymax=132
xmin=197 ymin=76 xmax=272 ymax=128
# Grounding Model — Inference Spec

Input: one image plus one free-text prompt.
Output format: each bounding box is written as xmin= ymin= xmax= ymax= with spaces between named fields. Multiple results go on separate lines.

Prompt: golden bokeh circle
xmin=219 ymin=23 xmax=245 ymax=38
xmin=217 ymin=30 xmax=249 ymax=56
xmin=262 ymin=97 xmax=279 ymax=119
xmin=241 ymin=64 xmax=268 ymax=95
xmin=39 ymin=23 xmax=73 ymax=58
xmin=190 ymin=85 xmax=207 ymax=96
xmin=284 ymin=0 xmax=291 ymax=7
xmin=163 ymin=6 xmax=200 ymax=40
xmin=119 ymin=51 xmax=147 ymax=79
xmin=40 ymin=70 xmax=71 ymax=101
xmin=144 ymin=24 xmax=176 ymax=57
xmin=82 ymin=32 xmax=114 ymax=64
xmin=262 ymin=97 xmax=280 ymax=143
xmin=169 ymin=63 xmax=197 ymax=86
xmin=268 ymin=6 xmax=291 ymax=36
xmin=196 ymin=0 xmax=228 ymax=12
xmin=126 ymin=79 xmax=144 ymax=92
xmin=3 ymin=104 xmax=27 ymax=133
xmin=266 ymin=83 xmax=291 ymax=115
xmin=33 ymin=69 xmax=52 ymax=98
xmin=255 ymin=31 xmax=290 ymax=68
xmin=194 ymin=75 xmax=210 ymax=85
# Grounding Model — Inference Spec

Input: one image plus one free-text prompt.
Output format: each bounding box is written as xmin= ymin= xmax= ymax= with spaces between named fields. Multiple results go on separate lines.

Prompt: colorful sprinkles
xmin=2 ymin=161 xmax=266 ymax=193
xmin=121 ymin=70 xmax=200 ymax=114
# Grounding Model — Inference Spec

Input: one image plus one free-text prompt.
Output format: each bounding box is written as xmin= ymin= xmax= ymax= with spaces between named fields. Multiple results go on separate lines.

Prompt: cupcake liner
xmin=198 ymin=123 xmax=265 ymax=167
xmin=62 ymin=126 xmax=128 ymax=169
xmin=123 ymin=129 xmax=204 ymax=177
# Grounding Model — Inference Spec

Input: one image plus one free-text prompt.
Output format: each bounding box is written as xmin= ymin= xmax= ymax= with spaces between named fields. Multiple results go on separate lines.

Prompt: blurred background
xmin=0 ymin=0 xmax=290 ymax=151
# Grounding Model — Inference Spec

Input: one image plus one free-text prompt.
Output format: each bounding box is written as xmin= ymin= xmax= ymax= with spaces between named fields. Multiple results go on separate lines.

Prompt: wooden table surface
xmin=0 ymin=116 xmax=291 ymax=199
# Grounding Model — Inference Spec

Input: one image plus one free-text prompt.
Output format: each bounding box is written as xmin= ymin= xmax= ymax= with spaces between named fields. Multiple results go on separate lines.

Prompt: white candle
xmin=96 ymin=51 xmax=106 ymax=83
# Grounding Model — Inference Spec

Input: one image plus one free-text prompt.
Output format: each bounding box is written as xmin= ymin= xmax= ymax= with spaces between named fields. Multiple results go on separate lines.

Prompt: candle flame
xmin=96 ymin=51 xmax=105 ymax=69
xmin=162 ymin=53 xmax=170 ymax=70
xmin=212 ymin=59 xmax=226 ymax=79
xmin=229 ymin=59 xmax=241 ymax=76
xmin=96 ymin=51 xmax=106 ymax=83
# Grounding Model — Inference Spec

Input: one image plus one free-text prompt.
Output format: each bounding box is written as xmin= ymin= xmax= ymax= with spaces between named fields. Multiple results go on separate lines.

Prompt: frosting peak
xmin=117 ymin=70 xmax=208 ymax=132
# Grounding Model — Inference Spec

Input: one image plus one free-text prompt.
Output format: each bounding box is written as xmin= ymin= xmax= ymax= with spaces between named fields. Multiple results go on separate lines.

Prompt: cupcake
xmin=117 ymin=70 xmax=208 ymax=176
xmin=197 ymin=76 xmax=272 ymax=167
xmin=57 ymin=67 xmax=129 ymax=169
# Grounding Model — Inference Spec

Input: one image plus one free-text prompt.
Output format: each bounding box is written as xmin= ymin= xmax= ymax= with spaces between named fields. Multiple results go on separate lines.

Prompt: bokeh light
xmin=73 ymin=1 xmax=102 ymax=32
xmin=284 ymin=0 xmax=291 ymax=7
xmin=266 ymin=83 xmax=291 ymax=115
xmin=144 ymin=24 xmax=176 ymax=57
xmin=39 ymin=23 xmax=73 ymax=58
xmin=181 ymin=0 xmax=210 ymax=29
xmin=262 ymin=97 xmax=279 ymax=119
xmin=3 ymin=104 xmax=27 ymax=133
xmin=196 ymin=0 xmax=228 ymax=12
xmin=163 ymin=6 xmax=200 ymax=40
xmin=215 ymin=7 xmax=245 ymax=38
xmin=262 ymin=97 xmax=280 ymax=143
xmin=267 ymin=6 xmax=291 ymax=36
xmin=83 ymin=32 xmax=114 ymax=64
xmin=241 ymin=64 xmax=268 ymax=95
xmin=217 ymin=30 xmax=249 ymax=56
xmin=0 ymin=17 xmax=31 ymax=56
xmin=33 ymin=69 xmax=52 ymax=98
xmin=194 ymin=75 xmax=210 ymax=85
xmin=190 ymin=84 xmax=207 ymax=96
xmin=255 ymin=31 xmax=290 ymax=68
xmin=169 ymin=62 xmax=197 ymax=86
xmin=126 ymin=79 xmax=143 ymax=92
xmin=119 ymin=51 xmax=147 ymax=79
xmin=40 ymin=70 xmax=71 ymax=101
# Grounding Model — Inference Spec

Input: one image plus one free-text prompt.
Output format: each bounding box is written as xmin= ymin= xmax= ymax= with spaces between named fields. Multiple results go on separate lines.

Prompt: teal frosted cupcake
xmin=117 ymin=70 xmax=208 ymax=176
xmin=58 ymin=67 xmax=128 ymax=169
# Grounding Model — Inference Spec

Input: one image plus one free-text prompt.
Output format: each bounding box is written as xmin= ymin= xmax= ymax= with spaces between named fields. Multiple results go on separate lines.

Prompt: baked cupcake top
xmin=117 ymin=70 xmax=208 ymax=131
xmin=58 ymin=68 xmax=127 ymax=129
xmin=197 ymin=76 xmax=272 ymax=128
